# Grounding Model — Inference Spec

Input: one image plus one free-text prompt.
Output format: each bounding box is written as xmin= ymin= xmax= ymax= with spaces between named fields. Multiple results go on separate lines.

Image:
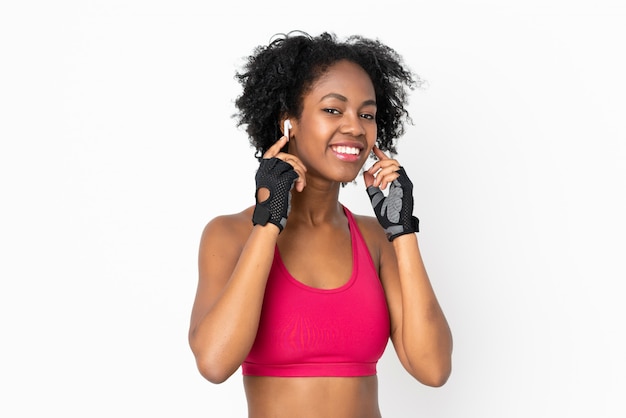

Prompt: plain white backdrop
xmin=1 ymin=1 xmax=625 ymax=417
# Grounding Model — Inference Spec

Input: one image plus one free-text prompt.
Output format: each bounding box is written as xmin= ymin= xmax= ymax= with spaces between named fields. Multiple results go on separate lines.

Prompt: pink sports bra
xmin=242 ymin=206 xmax=390 ymax=377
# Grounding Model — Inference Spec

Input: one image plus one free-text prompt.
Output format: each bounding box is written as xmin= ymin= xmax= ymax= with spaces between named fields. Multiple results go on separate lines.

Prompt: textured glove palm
xmin=366 ymin=167 xmax=420 ymax=241
xmin=252 ymin=157 xmax=299 ymax=232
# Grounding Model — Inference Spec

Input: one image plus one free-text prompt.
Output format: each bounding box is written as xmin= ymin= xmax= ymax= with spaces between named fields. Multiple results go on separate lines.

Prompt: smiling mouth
xmin=330 ymin=145 xmax=361 ymax=156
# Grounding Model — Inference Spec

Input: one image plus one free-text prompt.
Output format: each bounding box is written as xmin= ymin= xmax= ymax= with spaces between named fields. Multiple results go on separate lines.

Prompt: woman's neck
xmin=288 ymin=179 xmax=344 ymax=226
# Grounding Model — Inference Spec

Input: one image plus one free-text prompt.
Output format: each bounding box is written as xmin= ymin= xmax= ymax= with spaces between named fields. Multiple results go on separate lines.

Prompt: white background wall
xmin=1 ymin=1 xmax=625 ymax=417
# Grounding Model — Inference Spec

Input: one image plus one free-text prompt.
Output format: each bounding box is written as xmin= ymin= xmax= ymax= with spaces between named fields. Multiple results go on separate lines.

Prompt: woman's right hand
xmin=262 ymin=135 xmax=307 ymax=192
xmin=252 ymin=136 xmax=307 ymax=232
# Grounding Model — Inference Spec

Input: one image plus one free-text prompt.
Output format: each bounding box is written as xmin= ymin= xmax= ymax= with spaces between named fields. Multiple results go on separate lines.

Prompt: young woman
xmin=189 ymin=31 xmax=452 ymax=417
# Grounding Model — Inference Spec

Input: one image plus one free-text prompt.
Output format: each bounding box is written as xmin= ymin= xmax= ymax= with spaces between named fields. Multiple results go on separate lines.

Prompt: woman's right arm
xmin=188 ymin=216 xmax=279 ymax=384
xmin=188 ymin=135 xmax=306 ymax=384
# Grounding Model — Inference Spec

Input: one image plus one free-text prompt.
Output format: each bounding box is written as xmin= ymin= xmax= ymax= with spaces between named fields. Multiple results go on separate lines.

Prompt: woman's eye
xmin=323 ymin=108 xmax=340 ymax=115
xmin=360 ymin=113 xmax=375 ymax=120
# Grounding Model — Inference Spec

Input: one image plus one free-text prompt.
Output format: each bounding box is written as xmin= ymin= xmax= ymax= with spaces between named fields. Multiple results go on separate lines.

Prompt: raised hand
xmin=252 ymin=135 xmax=307 ymax=232
xmin=363 ymin=146 xmax=419 ymax=241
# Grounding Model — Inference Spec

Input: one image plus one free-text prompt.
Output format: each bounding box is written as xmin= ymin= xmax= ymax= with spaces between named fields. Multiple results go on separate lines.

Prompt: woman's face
xmin=289 ymin=60 xmax=377 ymax=184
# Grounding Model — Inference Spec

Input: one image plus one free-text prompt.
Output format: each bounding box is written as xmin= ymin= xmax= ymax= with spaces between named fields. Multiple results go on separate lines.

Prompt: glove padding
xmin=252 ymin=157 xmax=299 ymax=232
xmin=366 ymin=167 xmax=419 ymax=241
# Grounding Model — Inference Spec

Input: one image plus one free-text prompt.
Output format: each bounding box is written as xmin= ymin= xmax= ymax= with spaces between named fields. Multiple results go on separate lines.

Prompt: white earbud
xmin=284 ymin=119 xmax=292 ymax=139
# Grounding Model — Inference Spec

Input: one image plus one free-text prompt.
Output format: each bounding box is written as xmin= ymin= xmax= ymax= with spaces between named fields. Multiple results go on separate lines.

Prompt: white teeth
xmin=333 ymin=145 xmax=360 ymax=155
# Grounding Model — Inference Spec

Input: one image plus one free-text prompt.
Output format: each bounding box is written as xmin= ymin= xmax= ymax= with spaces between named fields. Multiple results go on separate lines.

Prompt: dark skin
xmin=189 ymin=60 xmax=452 ymax=418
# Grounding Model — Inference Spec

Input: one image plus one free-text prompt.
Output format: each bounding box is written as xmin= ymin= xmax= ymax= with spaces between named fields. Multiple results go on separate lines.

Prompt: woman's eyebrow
xmin=319 ymin=93 xmax=377 ymax=107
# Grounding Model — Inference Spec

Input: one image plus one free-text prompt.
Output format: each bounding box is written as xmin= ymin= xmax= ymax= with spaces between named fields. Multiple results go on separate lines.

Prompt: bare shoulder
xmin=191 ymin=206 xmax=256 ymax=333
xmin=351 ymin=212 xmax=387 ymax=244
xmin=200 ymin=206 xmax=255 ymax=254
xmin=350 ymin=212 xmax=390 ymax=270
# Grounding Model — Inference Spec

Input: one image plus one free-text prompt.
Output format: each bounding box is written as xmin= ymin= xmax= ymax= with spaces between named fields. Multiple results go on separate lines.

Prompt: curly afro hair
xmin=233 ymin=31 xmax=419 ymax=159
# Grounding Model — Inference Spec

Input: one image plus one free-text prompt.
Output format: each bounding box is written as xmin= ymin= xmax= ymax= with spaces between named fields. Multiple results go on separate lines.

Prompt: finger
xmin=372 ymin=145 xmax=390 ymax=161
xmin=262 ymin=136 xmax=289 ymax=159
xmin=367 ymin=161 xmax=401 ymax=188
xmin=373 ymin=166 xmax=401 ymax=189
xmin=367 ymin=161 xmax=399 ymax=177
xmin=377 ymin=171 xmax=400 ymax=190
xmin=367 ymin=156 xmax=400 ymax=174
xmin=372 ymin=163 xmax=401 ymax=178
xmin=280 ymin=154 xmax=307 ymax=175
xmin=295 ymin=175 xmax=306 ymax=192
xmin=362 ymin=169 xmax=375 ymax=188
xmin=280 ymin=154 xmax=307 ymax=192
xmin=292 ymin=166 xmax=307 ymax=192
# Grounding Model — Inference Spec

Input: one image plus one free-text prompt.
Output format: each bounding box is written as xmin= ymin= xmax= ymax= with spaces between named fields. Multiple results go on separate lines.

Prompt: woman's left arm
xmin=364 ymin=146 xmax=453 ymax=386
xmin=382 ymin=232 xmax=452 ymax=386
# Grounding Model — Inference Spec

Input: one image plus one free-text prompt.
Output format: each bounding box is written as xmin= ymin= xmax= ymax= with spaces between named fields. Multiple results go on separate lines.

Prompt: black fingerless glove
xmin=252 ymin=157 xmax=299 ymax=232
xmin=366 ymin=167 xmax=420 ymax=241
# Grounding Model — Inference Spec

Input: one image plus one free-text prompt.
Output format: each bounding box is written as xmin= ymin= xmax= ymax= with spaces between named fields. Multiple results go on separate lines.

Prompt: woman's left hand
xmin=363 ymin=146 xmax=419 ymax=241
